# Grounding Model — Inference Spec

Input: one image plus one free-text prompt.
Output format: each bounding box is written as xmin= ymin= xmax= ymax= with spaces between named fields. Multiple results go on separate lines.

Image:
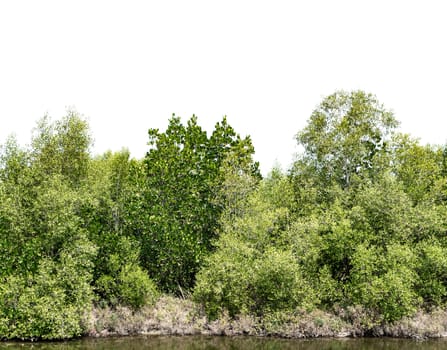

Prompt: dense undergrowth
xmin=2 ymin=91 xmax=447 ymax=340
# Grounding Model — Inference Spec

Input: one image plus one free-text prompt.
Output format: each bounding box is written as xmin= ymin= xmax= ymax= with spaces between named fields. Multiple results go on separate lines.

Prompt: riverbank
xmin=85 ymin=296 xmax=447 ymax=340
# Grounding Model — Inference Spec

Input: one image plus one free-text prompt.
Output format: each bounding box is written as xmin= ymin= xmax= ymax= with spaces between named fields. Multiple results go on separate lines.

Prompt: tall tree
xmin=0 ymin=113 xmax=97 ymax=339
xmin=31 ymin=110 xmax=91 ymax=187
xmin=295 ymin=90 xmax=398 ymax=190
xmin=142 ymin=115 xmax=259 ymax=293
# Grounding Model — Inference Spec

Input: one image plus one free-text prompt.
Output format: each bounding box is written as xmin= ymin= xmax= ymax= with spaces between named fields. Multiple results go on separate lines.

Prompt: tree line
xmin=1 ymin=91 xmax=447 ymax=340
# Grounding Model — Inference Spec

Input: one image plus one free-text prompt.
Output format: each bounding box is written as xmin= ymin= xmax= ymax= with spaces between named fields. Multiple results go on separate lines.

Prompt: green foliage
xmin=391 ymin=134 xmax=443 ymax=204
xmin=249 ymin=247 xmax=315 ymax=315
xmin=93 ymin=234 xmax=140 ymax=291
xmin=349 ymin=173 xmax=413 ymax=245
xmin=4 ymin=91 xmax=447 ymax=338
xmin=291 ymin=90 xmax=398 ymax=213
xmin=194 ymin=235 xmax=255 ymax=318
xmin=194 ymin=169 xmax=316 ymax=319
xmin=0 ymin=274 xmax=83 ymax=340
xmin=79 ymin=151 xmax=161 ymax=309
xmin=285 ymin=91 xmax=447 ymax=322
xmin=0 ymin=112 xmax=98 ymax=340
xmin=142 ymin=115 xmax=260 ymax=293
xmin=285 ymin=218 xmax=342 ymax=306
xmin=117 ymin=264 xmax=160 ymax=309
xmin=348 ymin=244 xmax=421 ymax=322
xmin=0 ymin=235 xmax=96 ymax=340
xmin=415 ymin=241 xmax=447 ymax=305
xmin=285 ymin=174 xmax=426 ymax=321
xmin=31 ymin=111 xmax=91 ymax=187
xmin=194 ymin=235 xmax=315 ymax=319
xmin=94 ymin=235 xmax=159 ymax=310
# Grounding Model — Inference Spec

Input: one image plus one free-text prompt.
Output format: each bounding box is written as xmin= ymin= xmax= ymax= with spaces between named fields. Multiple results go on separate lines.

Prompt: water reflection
xmin=1 ymin=336 xmax=447 ymax=350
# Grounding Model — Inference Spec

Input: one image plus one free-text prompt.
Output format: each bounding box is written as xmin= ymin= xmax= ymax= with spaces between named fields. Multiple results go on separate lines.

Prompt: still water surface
xmin=1 ymin=336 xmax=447 ymax=350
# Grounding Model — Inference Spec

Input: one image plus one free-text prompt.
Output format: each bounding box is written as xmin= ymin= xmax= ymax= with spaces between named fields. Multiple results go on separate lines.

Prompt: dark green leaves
xmin=142 ymin=115 xmax=259 ymax=293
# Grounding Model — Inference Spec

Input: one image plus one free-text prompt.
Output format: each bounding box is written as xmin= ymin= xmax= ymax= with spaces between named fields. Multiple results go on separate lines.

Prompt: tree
xmin=348 ymin=243 xmax=421 ymax=322
xmin=0 ymin=112 xmax=98 ymax=339
xmin=391 ymin=134 xmax=443 ymax=204
xmin=194 ymin=169 xmax=315 ymax=319
xmin=294 ymin=90 xmax=398 ymax=191
xmin=142 ymin=115 xmax=259 ymax=293
xmin=31 ymin=110 xmax=91 ymax=187
xmin=0 ymin=137 xmax=37 ymax=276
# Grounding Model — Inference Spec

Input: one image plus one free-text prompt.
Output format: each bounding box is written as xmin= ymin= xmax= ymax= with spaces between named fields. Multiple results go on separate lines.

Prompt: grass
xmin=85 ymin=296 xmax=447 ymax=339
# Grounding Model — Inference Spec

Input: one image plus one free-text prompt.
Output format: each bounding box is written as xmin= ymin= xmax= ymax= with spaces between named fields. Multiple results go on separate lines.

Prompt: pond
xmin=1 ymin=336 xmax=447 ymax=350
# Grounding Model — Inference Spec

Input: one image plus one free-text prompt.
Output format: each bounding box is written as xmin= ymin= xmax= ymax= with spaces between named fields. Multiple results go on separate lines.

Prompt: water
xmin=1 ymin=336 xmax=446 ymax=350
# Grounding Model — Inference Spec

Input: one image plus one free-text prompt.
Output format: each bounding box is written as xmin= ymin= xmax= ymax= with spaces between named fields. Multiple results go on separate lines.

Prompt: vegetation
xmin=2 ymin=90 xmax=447 ymax=340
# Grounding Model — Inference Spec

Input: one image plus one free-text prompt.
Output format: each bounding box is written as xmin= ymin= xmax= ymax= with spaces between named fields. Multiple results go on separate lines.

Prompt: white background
xmin=1 ymin=0 xmax=446 ymax=174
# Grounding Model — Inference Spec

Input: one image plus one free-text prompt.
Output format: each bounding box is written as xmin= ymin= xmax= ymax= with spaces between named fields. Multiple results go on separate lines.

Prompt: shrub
xmin=117 ymin=264 xmax=159 ymax=309
xmin=194 ymin=234 xmax=316 ymax=319
xmin=348 ymin=244 xmax=421 ymax=322
xmin=0 ymin=261 xmax=93 ymax=340
xmin=96 ymin=264 xmax=159 ymax=310
xmin=0 ymin=235 xmax=96 ymax=340
xmin=193 ymin=235 xmax=255 ymax=319
xmin=249 ymin=248 xmax=316 ymax=315
xmin=415 ymin=241 xmax=447 ymax=306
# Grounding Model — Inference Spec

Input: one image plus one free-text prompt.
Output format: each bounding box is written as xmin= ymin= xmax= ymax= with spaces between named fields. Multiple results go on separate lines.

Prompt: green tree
xmin=30 ymin=110 xmax=91 ymax=187
xmin=391 ymin=134 xmax=443 ymax=204
xmin=79 ymin=149 xmax=160 ymax=308
xmin=348 ymin=243 xmax=421 ymax=322
xmin=142 ymin=115 xmax=259 ymax=293
xmin=0 ymin=234 xmax=96 ymax=340
xmin=415 ymin=241 xmax=447 ymax=306
xmin=0 ymin=137 xmax=36 ymax=276
xmin=292 ymin=90 xmax=398 ymax=201
xmin=194 ymin=171 xmax=315 ymax=318
xmin=0 ymin=112 xmax=98 ymax=339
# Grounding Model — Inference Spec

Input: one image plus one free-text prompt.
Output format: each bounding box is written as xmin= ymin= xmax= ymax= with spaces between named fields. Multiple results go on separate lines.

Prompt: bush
xmin=6 ymin=282 xmax=84 ymax=340
xmin=0 ymin=261 xmax=93 ymax=340
xmin=96 ymin=264 xmax=159 ymax=310
xmin=193 ymin=235 xmax=255 ymax=319
xmin=0 ymin=235 xmax=96 ymax=340
xmin=194 ymin=234 xmax=316 ymax=319
xmin=415 ymin=241 xmax=447 ymax=306
xmin=249 ymin=248 xmax=316 ymax=315
xmin=117 ymin=264 xmax=159 ymax=309
xmin=348 ymin=244 xmax=421 ymax=322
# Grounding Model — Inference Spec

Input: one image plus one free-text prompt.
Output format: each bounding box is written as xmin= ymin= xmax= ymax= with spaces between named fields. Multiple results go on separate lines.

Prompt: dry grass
xmin=260 ymin=309 xmax=350 ymax=338
xmin=85 ymin=296 xmax=447 ymax=339
xmin=86 ymin=296 xmax=206 ymax=336
xmin=381 ymin=308 xmax=447 ymax=339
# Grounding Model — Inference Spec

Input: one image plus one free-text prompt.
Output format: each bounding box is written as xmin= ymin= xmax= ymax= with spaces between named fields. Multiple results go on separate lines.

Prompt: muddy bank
xmin=85 ymin=296 xmax=447 ymax=339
